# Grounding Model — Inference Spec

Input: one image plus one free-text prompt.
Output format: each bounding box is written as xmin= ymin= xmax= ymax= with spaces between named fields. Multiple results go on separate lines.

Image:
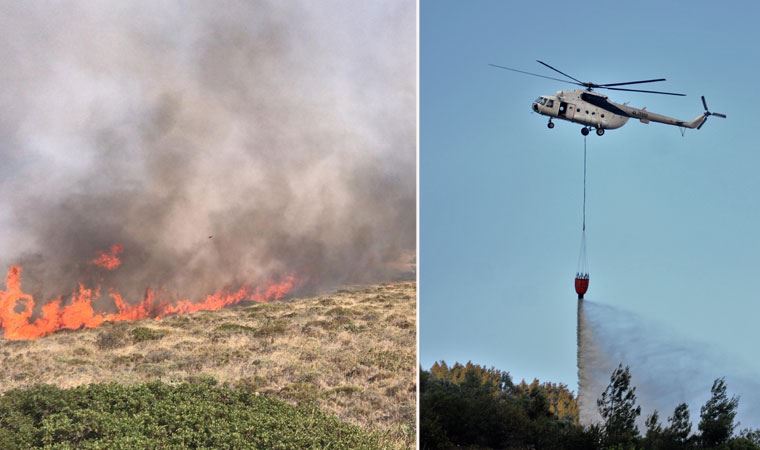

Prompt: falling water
xmin=577 ymin=298 xmax=606 ymax=425
xmin=577 ymin=299 xmax=760 ymax=429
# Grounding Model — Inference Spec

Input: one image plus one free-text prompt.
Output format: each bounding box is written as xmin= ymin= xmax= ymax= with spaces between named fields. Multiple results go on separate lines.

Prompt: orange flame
xmin=0 ymin=258 xmax=297 ymax=341
xmin=91 ymin=244 xmax=123 ymax=270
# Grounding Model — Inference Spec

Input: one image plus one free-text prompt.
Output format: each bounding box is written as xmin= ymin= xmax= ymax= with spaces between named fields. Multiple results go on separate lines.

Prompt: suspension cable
xmin=583 ymin=135 xmax=587 ymax=232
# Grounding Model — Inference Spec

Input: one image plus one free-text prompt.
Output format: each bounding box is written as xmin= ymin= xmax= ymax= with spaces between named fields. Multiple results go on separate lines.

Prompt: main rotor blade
xmin=488 ymin=64 xmax=581 ymax=86
xmin=701 ymin=95 xmax=709 ymax=110
xmin=535 ymin=60 xmax=585 ymax=84
xmin=603 ymin=86 xmax=686 ymax=96
xmin=697 ymin=117 xmax=707 ymax=130
xmin=712 ymin=113 xmax=727 ymax=118
xmin=598 ymin=78 xmax=667 ymax=87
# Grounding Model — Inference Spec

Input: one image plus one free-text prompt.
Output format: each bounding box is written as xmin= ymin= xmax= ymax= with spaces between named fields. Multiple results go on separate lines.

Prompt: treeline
xmin=421 ymin=361 xmax=760 ymax=450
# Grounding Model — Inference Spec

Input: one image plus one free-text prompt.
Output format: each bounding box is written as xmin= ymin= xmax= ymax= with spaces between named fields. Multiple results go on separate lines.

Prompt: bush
xmin=215 ymin=320 xmax=287 ymax=338
xmin=94 ymin=327 xmax=128 ymax=350
xmin=130 ymin=327 xmax=167 ymax=343
xmin=0 ymin=379 xmax=381 ymax=449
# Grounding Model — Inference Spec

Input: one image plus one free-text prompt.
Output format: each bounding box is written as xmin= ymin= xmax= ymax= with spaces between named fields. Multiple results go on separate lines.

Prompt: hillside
xmin=0 ymin=281 xmax=416 ymax=448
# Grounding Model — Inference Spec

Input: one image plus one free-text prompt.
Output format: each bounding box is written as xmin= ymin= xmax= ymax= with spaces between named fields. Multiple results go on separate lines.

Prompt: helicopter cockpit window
xmin=546 ymin=100 xmax=554 ymax=107
xmin=534 ymin=97 xmax=543 ymax=104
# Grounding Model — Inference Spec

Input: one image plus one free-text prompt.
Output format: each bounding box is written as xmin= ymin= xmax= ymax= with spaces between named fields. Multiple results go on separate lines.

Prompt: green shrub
xmin=95 ymin=327 xmax=128 ymax=350
xmin=329 ymin=385 xmax=362 ymax=396
xmin=215 ymin=323 xmax=257 ymax=334
xmin=254 ymin=319 xmax=288 ymax=337
xmin=130 ymin=327 xmax=167 ymax=343
xmin=0 ymin=379 xmax=381 ymax=449
xmin=215 ymin=320 xmax=287 ymax=338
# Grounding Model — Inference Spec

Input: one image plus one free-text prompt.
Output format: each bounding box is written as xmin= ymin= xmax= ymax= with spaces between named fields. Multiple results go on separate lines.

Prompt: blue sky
xmin=420 ymin=0 xmax=760 ymax=390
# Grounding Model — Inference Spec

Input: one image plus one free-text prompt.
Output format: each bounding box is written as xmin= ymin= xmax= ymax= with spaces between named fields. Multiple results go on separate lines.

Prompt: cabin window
xmin=576 ymin=108 xmax=580 ymax=112
xmin=601 ymin=114 xmax=605 ymax=118
xmin=592 ymin=112 xmax=595 ymax=115
xmin=585 ymin=110 xmax=589 ymax=114
xmin=546 ymin=100 xmax=554 ymax=107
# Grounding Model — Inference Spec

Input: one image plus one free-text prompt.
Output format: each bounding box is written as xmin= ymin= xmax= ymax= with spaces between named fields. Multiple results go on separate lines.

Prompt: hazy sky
xmin=420 ymin=0 xmax=760 ymax=392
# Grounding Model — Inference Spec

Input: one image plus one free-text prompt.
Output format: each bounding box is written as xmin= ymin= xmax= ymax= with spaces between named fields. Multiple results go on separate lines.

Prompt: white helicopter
xmin=491 ymin=60 xmax=726 ymax=136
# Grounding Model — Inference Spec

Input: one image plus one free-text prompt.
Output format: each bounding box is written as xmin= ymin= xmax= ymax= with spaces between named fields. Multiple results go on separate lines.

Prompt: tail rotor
xmin=697 ymin=95 xmax=726 ymax=129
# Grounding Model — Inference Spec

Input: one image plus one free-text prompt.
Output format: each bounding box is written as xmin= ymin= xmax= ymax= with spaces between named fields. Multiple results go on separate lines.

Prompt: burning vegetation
xmin=0 ymin=245 xmax=296 ymax=341
xmin=90 ymin=244 xmax=123 ymax=270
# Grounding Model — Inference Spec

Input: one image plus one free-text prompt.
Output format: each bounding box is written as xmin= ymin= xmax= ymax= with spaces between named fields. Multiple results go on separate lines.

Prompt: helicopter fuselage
xmin=532 ymin=89 xmax=705 ymax=132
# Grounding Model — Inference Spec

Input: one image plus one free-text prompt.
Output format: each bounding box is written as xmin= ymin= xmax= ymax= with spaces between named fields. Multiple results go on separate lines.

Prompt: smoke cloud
xmin=578 ymin=300 xmax=760 ymax=430
xmin=0 ymin=1 xmax=415 ymax=303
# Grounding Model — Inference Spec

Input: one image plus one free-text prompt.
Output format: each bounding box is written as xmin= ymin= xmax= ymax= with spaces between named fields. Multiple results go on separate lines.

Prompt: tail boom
xmin=616 ymin=95 xmax=724 ymax=130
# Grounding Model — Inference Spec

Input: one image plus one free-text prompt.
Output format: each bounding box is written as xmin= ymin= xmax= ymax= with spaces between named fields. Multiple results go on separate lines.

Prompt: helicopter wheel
xmin=581 ymin=127 xmax=589 ymax=136
xmin=547 ymin=121 xmax=554 ymax=129
xmin=596 ymin=128 xmax=604 ymax=136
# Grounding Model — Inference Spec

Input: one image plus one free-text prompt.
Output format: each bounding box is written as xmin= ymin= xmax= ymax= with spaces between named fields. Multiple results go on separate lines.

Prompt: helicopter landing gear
xmin=596 ymin=128 xmax=605 ymax=136
xmin=581 ymin=127 xmax=589 ymax=136
xmin=547 ymin=120 xmax=554 ymax=129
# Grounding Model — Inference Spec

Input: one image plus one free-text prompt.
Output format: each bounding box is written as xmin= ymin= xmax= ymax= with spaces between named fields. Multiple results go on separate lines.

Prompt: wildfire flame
xmin=0 ymin=245 xmax=297 ymax=340
xmin=91 ymin=244 xmax=123 ymax=270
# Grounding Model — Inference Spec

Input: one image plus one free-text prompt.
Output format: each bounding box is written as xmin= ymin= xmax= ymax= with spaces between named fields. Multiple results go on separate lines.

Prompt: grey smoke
xmin=0 ymin=1 xmax=415 ymax=303
xmin=578 ymin=300 xmax=760 ymax=430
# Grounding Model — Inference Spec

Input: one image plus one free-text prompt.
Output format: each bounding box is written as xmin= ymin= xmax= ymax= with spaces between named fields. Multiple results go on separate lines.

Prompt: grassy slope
xmin=0 ymin=282 xmax=416 ymax=448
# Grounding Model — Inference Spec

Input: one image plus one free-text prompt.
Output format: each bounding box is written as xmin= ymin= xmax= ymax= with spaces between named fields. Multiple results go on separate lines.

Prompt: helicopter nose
xmin=532 ymin=103 xmax=538 ymax=112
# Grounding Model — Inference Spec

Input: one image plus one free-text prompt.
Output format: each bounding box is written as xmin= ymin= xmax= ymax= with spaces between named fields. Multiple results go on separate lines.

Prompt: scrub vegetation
xmin=0 ymin=282 xmax=416 ymax=449
xmin=0 ymin=379 xmax=381 ymax=449
xmin=421 ymin=361 xmax=760 ymax=450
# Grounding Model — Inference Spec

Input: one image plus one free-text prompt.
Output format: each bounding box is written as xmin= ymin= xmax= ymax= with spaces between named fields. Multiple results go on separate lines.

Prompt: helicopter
xmin=490 ymin=60 xmax=725 ymax=136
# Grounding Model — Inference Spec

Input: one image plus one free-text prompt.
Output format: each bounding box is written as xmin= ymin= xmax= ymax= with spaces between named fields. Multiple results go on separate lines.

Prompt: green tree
xmin=732 ymin=429 xmax=760 ymax=450
xmin=643 ymin=409 xmax=664 ymax=450
xmin=420 ymin=362 xmax=592 ymax=450
xmin=698 ymin=378 xmax=739 ymax=447
xmin=646 ymin=410 xmax=663 ymax=435
xmin=428 ymin=360 xmax=511 ymax=393
xmin=542 ymin=381 xmax=580 ymax=423
xmin=429 ymin=360 xmax=449 ymax=380
xmin=737 ymin=429 xmax=760 ymax=445
xmin=666 ymin=403 xmax=691 ymax=444
xmin=597 ymin=364 xmax=641 ymax=447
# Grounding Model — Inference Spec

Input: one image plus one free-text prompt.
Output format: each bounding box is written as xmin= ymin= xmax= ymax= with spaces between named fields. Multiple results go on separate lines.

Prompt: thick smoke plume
xmin=578 ymin=300 xmax=760 ymax=430
xmin=0 ymin=1 xmax=415 ymax=305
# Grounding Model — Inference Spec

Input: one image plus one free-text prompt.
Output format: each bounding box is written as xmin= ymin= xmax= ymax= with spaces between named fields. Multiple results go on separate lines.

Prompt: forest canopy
xmin=421 ymin=361 xmax=760 ymax=450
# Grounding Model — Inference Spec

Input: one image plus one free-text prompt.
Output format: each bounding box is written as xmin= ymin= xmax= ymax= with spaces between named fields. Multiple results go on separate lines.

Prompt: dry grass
xmin=0 ymin=281 xmax=416 ymax=448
